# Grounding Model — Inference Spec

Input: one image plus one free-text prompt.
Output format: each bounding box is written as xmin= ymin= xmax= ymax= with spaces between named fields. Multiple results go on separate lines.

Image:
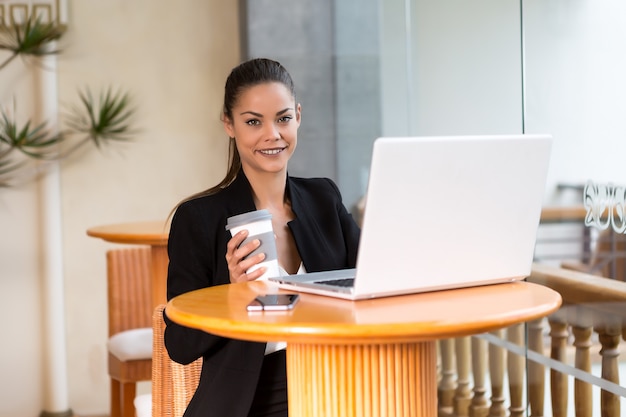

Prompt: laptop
xmin=269 ymin=134 xmax=553 ymax=300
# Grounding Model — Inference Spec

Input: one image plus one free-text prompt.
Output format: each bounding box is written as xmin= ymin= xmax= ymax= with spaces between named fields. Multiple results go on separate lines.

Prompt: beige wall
xmin=0 ymin=1 xmax=240 ymax=416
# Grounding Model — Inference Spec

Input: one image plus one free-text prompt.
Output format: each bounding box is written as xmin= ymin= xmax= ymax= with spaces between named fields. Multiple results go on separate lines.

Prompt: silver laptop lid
xmin=351 ymin=134 xmax=552 ymax=297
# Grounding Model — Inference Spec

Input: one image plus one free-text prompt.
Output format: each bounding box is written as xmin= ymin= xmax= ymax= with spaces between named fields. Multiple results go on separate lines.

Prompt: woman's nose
xmin=263 ymin=122 xmax=280 ymax=139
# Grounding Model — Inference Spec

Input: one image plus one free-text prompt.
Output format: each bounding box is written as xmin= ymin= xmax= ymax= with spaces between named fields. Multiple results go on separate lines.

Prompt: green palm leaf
xmin=0 ymin=107 xmax=61 ymax=160
xmin=65 ymin=87 xmax=137 ymax=148
xmin=0 ymin=15 xmax=65 ymax=70
xmin=0 ymin=156 xmax=25 ymax=184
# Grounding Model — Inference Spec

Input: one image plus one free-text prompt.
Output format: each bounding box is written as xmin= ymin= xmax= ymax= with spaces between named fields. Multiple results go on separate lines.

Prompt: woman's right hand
xmin=225 ymin=230 xmax=267 ymax=283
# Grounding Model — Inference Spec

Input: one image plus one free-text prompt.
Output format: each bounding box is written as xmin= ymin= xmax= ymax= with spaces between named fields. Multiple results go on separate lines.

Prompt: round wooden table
xmin=166 ymin=280 xmax=562 ymax=417
xmin=87 ymin=220 xmax=170 ymax=306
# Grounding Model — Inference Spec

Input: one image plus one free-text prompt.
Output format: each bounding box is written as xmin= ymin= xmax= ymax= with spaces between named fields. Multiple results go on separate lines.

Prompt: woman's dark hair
xmin=171 ymin=58 xmax=296 ymax=213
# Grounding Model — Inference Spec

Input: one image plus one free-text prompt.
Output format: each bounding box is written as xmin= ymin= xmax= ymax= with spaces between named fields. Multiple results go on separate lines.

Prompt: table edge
xmin=165 ymin=282 xmax=563 ymax=345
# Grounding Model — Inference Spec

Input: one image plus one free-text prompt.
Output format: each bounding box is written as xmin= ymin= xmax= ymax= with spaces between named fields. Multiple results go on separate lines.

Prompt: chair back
xmin=107 ymin=247 xmax=153 ymax=336
xmin=152 ymin=304 xmax=202 ymax=417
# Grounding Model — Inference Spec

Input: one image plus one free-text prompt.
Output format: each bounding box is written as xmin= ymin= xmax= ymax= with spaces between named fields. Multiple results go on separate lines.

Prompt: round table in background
xmin=87 ymin=220 xmax=170 ymax=306
xmin=166 ymin=280 xmax=562 ymax=417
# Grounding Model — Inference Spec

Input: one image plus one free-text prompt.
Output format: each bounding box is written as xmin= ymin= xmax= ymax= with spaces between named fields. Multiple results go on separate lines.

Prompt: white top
xmin=264 ymin=263 xmax=307 ymax=355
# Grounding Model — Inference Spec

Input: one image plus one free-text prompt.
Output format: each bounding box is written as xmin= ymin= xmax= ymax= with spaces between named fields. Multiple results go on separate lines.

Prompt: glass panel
xmin=333 ymin=0 xmax=382 ymax=208
xmin=524 ymin=1 xmax=626 ymax=415
xmin=382 ymin=0 xmax=523 ymax=137
xmin=337 ymin=0 xmax=525 ymax=208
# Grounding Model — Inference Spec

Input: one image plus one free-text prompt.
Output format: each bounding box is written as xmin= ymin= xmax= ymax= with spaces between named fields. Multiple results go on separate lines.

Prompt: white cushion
xmin=134 ymin=394 xmax=151 ymax=417
xmin=107 ymin=328 xmax=152 ymax=361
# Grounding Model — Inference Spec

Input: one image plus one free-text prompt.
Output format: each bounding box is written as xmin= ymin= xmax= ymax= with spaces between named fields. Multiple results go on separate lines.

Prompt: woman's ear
xmin=295 ymin=103 xmax=302 ymax=125
xmin=223 ymin=115 xmax=235 ymax=138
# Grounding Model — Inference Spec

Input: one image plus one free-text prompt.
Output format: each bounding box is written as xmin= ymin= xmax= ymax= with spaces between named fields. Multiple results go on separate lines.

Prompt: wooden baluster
xmin=548 ymin=318 xmax=569 ymax=417
xmin=469 ymin=336 xmax=489 ymax=417
xmin=438 ymin=339 xmax=457 ymax=416
xmin=453 ymin=337 xmax=473 ymax=417
xmin=507 ymin=324 xmax=525 ymax=417
xmin=570 ymin=305 xmax=593 ymax=417
xmin=596 ymin=322 xmax=621 ymax=417
xmin=437 ymin=340 xmax=441 ymax=381
xmin=487 ymin=329 xmax=507 ymax=417
xmin=527 ymin=318 xmax=545 ymax=417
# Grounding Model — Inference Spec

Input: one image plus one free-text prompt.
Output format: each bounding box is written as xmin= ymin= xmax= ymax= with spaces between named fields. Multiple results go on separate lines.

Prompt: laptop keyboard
xmin=314 ymin=278 xmax=355 ymax=287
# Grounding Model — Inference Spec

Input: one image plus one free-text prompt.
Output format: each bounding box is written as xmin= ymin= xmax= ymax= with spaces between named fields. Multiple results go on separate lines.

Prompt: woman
xmin=164 ymin=58 xmax=361 ymax=417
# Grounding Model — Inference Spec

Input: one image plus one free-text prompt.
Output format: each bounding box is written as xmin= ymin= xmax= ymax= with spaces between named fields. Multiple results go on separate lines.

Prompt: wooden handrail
xmin=528 ymin=262 xmax=626 ymax=303
xmin=540 ymin=206 xmax=587 ymax=223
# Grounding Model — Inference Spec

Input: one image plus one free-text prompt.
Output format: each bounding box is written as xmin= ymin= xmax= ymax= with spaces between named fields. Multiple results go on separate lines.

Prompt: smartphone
xmin=246 ymin=293 xmax=300 ymax=312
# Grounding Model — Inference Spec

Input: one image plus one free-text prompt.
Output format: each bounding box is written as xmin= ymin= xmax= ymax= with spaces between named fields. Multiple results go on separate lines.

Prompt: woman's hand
xmin=226 ymin=230 xmax=267 ymax=283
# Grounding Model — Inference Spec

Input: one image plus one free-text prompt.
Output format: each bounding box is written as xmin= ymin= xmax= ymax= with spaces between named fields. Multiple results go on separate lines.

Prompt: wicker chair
xmin=152 ymin=304 xmax=202 ymax=417
xmin=106 ymin=247 xmax=153 ymax=417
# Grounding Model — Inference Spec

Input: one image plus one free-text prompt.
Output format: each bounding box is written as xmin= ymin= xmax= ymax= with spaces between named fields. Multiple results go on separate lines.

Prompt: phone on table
xmin=246 ymin=293 xmax=300 ymax=312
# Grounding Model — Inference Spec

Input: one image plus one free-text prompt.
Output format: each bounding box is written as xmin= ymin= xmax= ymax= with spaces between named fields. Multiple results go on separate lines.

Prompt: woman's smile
xmin=258 ymin=147 xmax=287 ymax=156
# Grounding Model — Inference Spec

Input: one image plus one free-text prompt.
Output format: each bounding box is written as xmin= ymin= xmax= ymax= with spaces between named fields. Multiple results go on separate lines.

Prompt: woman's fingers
xmin=226 ymin=230 xmax=267 ymax=282
xmin=226 ymin=230 xmax=248 ymax=259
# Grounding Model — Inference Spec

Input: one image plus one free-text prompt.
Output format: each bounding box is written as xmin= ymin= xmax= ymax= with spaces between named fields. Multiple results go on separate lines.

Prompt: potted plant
xmin=0 ymin=15 xmax=136 ymax=188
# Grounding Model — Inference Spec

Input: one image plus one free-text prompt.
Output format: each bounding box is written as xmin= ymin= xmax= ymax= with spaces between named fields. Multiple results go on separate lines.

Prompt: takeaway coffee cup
xmin=225 ymin=209 xmax=280 ymax=280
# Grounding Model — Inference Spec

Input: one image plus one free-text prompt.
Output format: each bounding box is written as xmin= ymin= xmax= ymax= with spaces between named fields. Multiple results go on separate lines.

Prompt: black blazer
xmin=164 ymin=171 xmax=361 ymax=417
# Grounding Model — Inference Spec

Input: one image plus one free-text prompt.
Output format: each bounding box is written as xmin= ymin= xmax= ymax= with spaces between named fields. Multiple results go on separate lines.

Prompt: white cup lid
xmin=225 ymin=209 xmax=272 ymax=230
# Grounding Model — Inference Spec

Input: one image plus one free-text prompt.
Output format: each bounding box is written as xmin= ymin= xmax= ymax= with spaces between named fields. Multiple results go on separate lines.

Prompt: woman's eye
xmin=245 ymin=119 xmax=260 ymax=126
xmin=278 ymin=116 xmax=292 ymax=123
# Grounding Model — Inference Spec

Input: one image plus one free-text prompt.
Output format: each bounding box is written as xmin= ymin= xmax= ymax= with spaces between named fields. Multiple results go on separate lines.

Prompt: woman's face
xmin=223 ymin=82 xmax=301 ymax=176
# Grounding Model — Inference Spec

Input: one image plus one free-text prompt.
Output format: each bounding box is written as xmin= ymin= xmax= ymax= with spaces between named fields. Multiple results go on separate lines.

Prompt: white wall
xmin=0 ymin=1 xmax=240 ymax=416
xmin=524 ymin=0 xmax=626 ymax=205
xmin=0 ymin=34 xmax=45 ymax=416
